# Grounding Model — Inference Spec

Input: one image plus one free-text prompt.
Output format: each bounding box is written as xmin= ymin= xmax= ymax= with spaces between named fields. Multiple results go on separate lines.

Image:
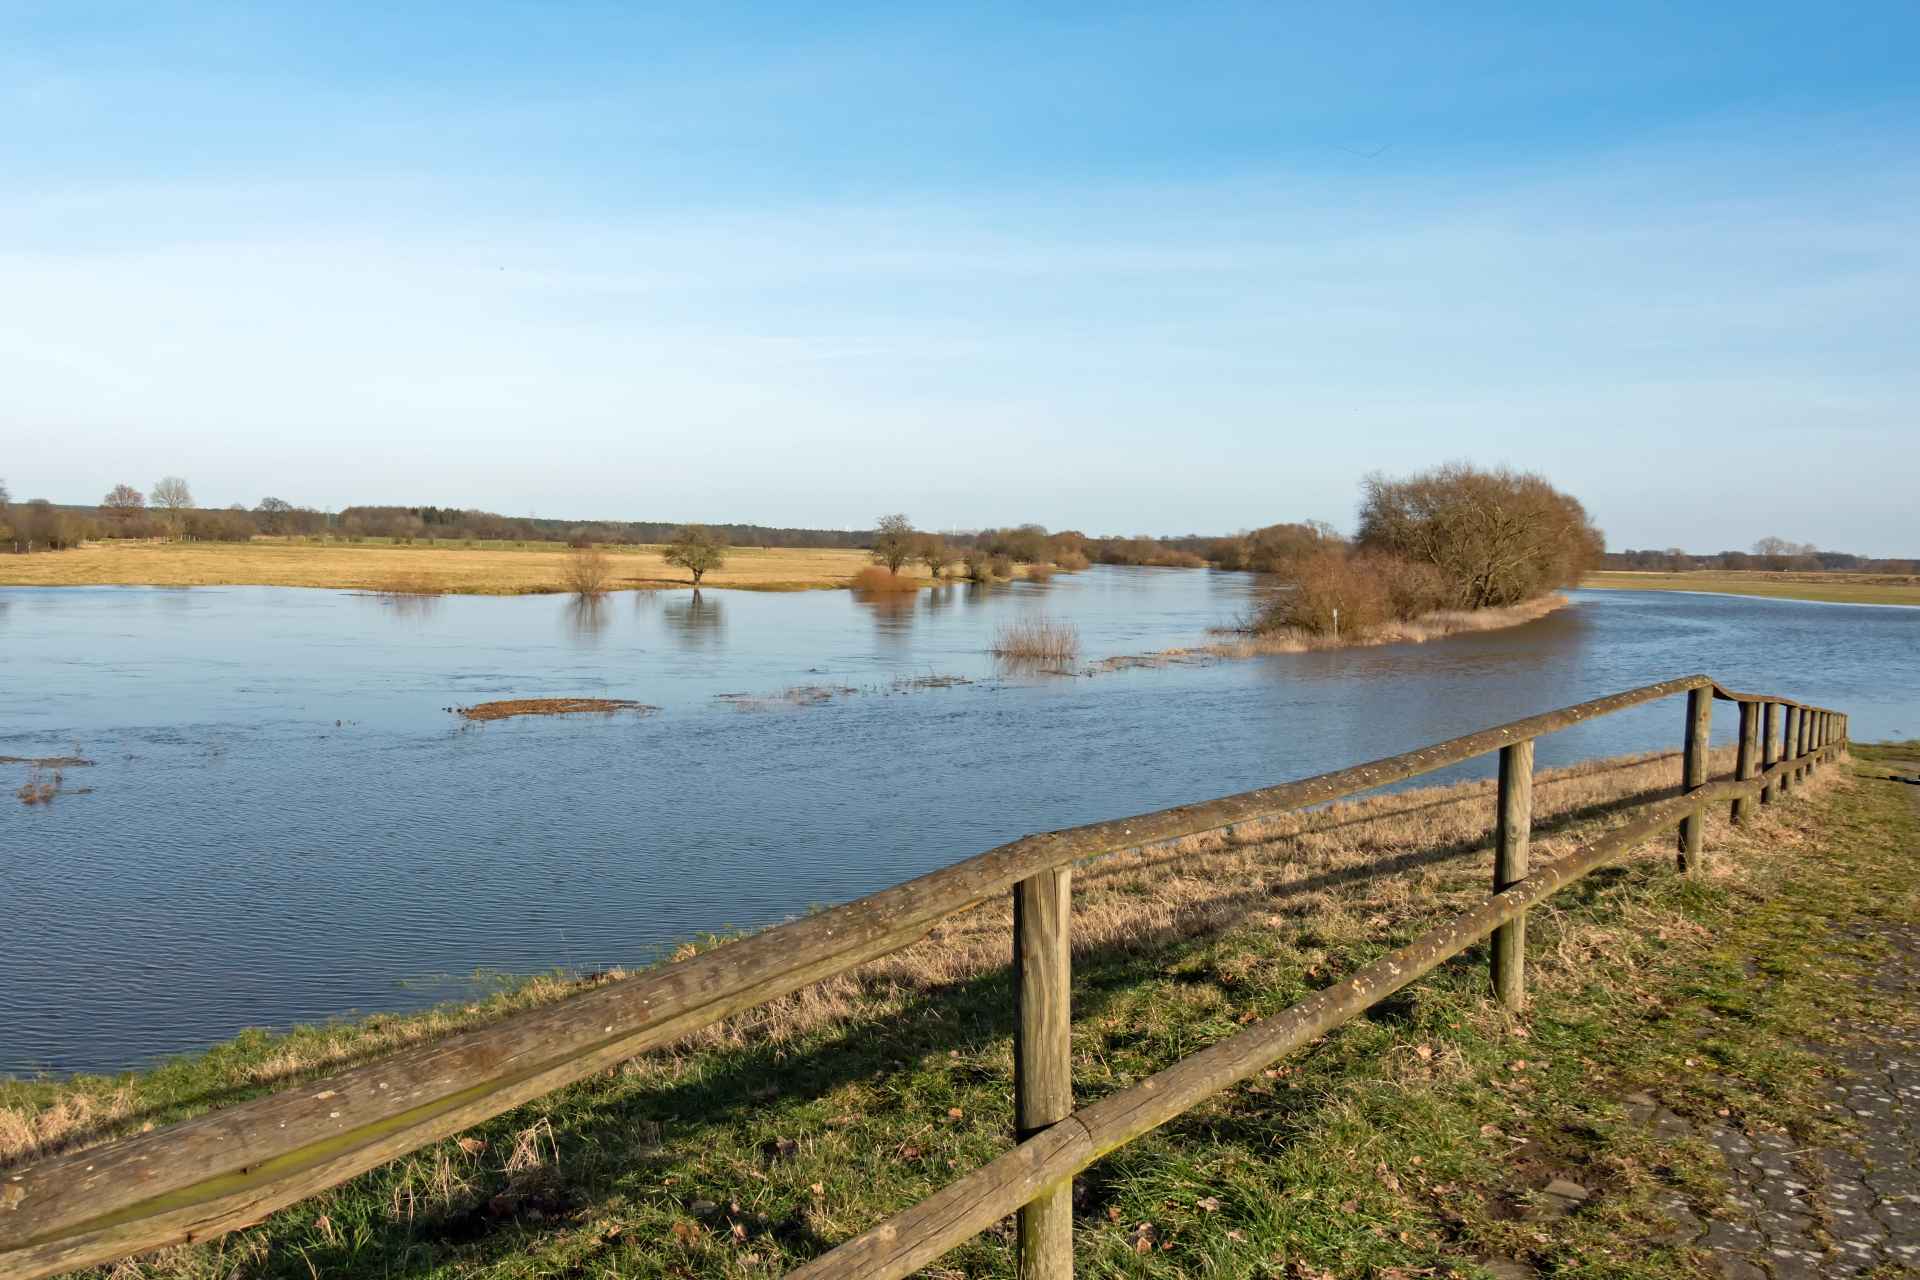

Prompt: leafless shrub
xmin=1358 ymin=462 xmax=1603 ymax=608
xmin=560 ymin=545 xmax=612 ymax=595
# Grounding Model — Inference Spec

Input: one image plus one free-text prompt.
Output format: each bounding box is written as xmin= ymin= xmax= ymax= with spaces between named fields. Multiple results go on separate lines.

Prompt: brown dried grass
xmin=453 ymin=698 xmax=656 ymax=722
xmin=849 ymin=566 xmax=919 ymax=593
xmin=1218 ymin=594 xmax=1569 ymax=656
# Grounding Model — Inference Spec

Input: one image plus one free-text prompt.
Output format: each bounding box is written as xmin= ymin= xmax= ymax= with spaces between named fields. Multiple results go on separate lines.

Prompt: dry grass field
xmin=1583 ymin=569 xmax=1920 ymax=606
xmin=0 ymin=539 xmax=1014 ymax=595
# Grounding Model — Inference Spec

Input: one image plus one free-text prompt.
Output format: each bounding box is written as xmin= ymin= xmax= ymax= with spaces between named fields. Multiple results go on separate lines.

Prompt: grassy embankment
xmin=1583 ymin=569 xmax=1920 ymax=607
xmin=0 ymin=539 xmax=1036 ymax=595
xmin=4 ymin=745 xmax=1914 ymax=1278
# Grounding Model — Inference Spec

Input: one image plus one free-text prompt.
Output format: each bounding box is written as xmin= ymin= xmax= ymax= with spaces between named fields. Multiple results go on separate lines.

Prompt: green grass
xmin=6 ymin=754 xmax=1915 ymax=1278
xmin=1582 ymin=570 xmax=1920 ymax=607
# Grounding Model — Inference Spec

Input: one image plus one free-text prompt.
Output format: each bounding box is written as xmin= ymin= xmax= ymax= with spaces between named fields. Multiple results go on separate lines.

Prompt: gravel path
xmin=1692 ymin=761 xmax=1920 ymax=1279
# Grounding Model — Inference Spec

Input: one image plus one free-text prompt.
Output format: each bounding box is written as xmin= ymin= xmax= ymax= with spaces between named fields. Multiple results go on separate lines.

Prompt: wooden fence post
xmin=1759 ymin=702 xmax=1779 ymax=805
xmin=1731 ymin=700 xmax=1757 ymax=824
xmin=1491 ymin=739 xmax=1534 ymax=1009
xmin=1795 ymin=707 xmax=1810 ymax=782
xmin=1014 ymin=868 xmax=1074 ymax=1279
xmin=1774 ymin=710 xmax=1789 ymax=790
xmin=1678 ymin=687 xmax=1711 ymax=872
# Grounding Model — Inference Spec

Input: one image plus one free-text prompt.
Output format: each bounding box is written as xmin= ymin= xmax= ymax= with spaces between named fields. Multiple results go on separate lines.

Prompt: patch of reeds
xmin=991 ymin=616 xmax=1080 ymax=664
xmin=1024 ymin=562 xmax=1054 ymax=582
xmin=1052 ymin=550 xmax=1090 ymax=571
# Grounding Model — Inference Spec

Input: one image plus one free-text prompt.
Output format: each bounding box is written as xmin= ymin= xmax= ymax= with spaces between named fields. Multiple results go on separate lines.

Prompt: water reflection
xmin=852 ymin=586 xmax=918 ymax=648
xmin=368 ymin=591 xmax=444 ymax=622
xmin=662 ymin=589 xmax=725 ymax=648
xmin=563 ymin=594 xmax=609 ymax=644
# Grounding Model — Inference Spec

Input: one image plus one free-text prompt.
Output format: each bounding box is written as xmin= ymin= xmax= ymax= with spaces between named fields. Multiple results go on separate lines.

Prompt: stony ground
xmin=1681 ymin=918 xmax=1920 ymax=1277
xmin=1638 ymin=759 xmax=1919 ymax=1279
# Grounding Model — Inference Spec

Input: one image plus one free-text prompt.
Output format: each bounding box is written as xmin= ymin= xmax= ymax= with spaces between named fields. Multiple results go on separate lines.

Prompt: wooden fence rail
xmin=0 ymin=675 xmax=1848 ymax=1280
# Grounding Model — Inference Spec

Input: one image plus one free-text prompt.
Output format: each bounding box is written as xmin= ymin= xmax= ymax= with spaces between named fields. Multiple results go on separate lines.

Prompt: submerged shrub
xmin=991 ymin=617 xmax=1080 ymax=663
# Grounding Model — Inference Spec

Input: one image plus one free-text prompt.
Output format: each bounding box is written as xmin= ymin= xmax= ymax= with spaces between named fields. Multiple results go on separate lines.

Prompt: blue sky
xmin=5 ymin=2 xmax=1917 ymax=552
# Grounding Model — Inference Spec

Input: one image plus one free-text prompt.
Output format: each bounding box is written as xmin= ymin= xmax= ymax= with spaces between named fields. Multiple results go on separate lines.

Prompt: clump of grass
xmin=991 ymin=616 xmax=1080 ymax=663
xmin=849 ymin=566 xmax=918 ymax=593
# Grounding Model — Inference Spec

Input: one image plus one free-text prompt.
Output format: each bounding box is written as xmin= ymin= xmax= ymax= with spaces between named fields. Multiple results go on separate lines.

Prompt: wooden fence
xmin=0 ymin=675 xmax=1849 ymax=1279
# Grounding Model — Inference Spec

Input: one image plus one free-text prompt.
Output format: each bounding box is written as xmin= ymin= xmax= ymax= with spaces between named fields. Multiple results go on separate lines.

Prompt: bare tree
xmin=871 ymin=513 xmax=916 ymax=574
xmin=151 ymin=476 xmax=193 ymax=537
xmin=100 ymin=484 xmax=146 ymax=528
xmin=663 ymin=524 xmax=728 ymax=586
xmin=255 ymin=496 xmax=295 ymax=535
xmin=1357 ymin=463 xmax=1604 ymax=609
xmin=1750 ymin=535 xmax=1793 ymax=572
xmin=916 ymin=533 xmax=956 ymax=578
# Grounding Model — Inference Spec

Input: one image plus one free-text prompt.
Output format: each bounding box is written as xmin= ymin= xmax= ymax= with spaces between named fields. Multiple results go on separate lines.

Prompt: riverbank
xmin=1583 ymin=569 xmax=1920 ymax=606
xmin=0 ymin=539 xmax=1037 ymax=595
xmin=7 ymin=744 xmax=1911 ymax=1277
xmin=1093 ymin=594 xmax=1571 ymax=672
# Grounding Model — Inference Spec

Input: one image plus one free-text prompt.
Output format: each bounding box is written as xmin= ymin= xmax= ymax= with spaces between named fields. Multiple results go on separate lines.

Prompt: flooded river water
xmin=3 ymin=570 xmax=1915 ymax=1074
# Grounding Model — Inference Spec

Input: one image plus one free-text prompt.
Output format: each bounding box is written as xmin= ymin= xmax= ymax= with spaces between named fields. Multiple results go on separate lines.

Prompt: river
xmin=2 ymin=571 xmax=1915 ymax=1075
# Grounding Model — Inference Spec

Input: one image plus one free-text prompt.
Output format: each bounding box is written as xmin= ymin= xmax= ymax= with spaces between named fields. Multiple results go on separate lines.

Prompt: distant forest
xmin=7 ymin=483 xmax=1911 ymax=576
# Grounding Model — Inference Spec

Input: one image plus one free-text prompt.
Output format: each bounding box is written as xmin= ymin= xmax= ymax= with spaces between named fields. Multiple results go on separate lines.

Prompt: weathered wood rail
xmin=0 ymin=676 xmax=1849 ymax=1279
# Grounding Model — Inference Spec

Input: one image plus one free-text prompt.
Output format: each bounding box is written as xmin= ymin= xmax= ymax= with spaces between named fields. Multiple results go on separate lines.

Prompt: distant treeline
xmin=1605 ymin=541 xmax=1915 ymax=575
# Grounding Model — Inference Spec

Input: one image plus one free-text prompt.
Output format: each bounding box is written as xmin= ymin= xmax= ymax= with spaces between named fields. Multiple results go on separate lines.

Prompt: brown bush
xmin=1364 ymin=551 xmax=1450 ymax=619
xmin=1053 ymin=549 xmax=1090 ymax=571
xmin=1025 ymin=562 xmax=1055 ymax=582
xmin=561 ymin=545 xmax=612 ymax=595
xmin=1264 ymin=550 xmax=1392 ymax=635
xmin=850 ymin=566 xmax=918 ymax=593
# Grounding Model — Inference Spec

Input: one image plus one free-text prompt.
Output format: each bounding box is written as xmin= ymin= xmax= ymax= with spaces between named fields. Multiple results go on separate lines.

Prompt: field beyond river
xmin=1582 ymin=568 xmax=1920 ymax=606
xmin=0 ymin=538 xmax=1009 ymax=594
